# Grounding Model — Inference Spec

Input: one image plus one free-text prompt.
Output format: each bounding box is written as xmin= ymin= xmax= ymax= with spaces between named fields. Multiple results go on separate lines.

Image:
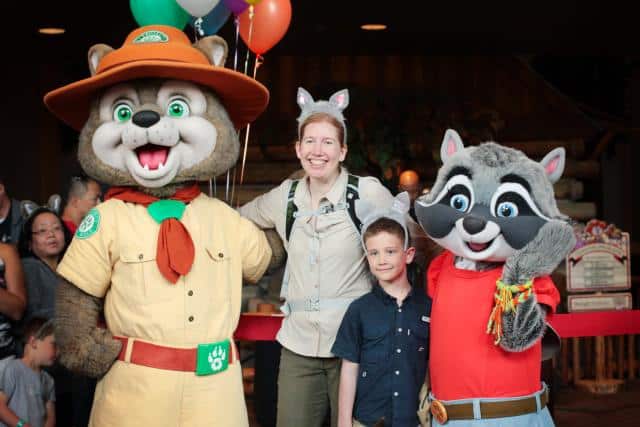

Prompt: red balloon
xmin=239 ymin=0 xmax=291 ymax=55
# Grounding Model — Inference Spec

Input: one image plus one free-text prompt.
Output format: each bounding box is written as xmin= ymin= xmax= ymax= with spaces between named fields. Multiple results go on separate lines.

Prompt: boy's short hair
xmin=357 ymin=192 xmax=412 ymax=250
xmin=21 ymin=317 xmax=55 ymax=344
xmin=363 ymin=217 xmax=407 ymax=248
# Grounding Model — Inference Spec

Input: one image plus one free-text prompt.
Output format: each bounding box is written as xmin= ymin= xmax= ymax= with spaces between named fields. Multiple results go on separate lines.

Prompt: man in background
xmin=61 ymin=175 xmax=102 ymax=235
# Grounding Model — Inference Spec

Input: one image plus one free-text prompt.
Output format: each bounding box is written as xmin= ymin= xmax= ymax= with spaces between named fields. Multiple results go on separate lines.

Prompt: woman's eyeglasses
xmin=31 ymin=225 xmax=63 ymax=237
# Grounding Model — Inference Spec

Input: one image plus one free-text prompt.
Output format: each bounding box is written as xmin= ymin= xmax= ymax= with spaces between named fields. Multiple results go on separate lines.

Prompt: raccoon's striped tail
xmin=486 ymin=279 xmax=533 ymax=344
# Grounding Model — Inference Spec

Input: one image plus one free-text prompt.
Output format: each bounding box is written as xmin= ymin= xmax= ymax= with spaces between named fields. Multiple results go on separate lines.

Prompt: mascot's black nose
xmin=132 ymin=110 xmax=161 ymax=128
xmin=463 ymin=216 xmax=487 ymax=235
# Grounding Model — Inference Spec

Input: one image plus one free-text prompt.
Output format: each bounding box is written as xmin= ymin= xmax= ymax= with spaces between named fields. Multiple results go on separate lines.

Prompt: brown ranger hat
xmin=44 ymin=25 xmax=269 ymax=131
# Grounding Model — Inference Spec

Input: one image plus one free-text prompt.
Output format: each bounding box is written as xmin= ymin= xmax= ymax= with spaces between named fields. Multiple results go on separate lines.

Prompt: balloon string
xmin=232 ymin=5 xmax=255 ymax=206
xmin=194 ymin=17 xmax=204 ymax=39
xmin=233 ymin=15 xmax=240 ymax=71
xmin=237 ymin=55 xmax=263 ymax=207
xmin=243 ymin=5 xmax=255 ymax=75
xmin=225 ymin=169 xmax=231 ymax=202
xmin=228 ymin=14 xmax=241 ymax=203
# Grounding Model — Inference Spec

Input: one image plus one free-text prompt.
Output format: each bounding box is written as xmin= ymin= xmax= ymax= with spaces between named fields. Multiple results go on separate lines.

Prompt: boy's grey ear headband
xmin=357 ymin=192 xmax=411 ymax=250
xmin=296 ymin=87 xmax=349 ymax=145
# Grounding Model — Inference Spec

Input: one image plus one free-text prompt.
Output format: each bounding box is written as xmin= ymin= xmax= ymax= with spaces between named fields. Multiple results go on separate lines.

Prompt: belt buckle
xmin=305 ymin=298 xmax=320 ymax=311
xmin=430 ymin=399 xmax=448 ymax=424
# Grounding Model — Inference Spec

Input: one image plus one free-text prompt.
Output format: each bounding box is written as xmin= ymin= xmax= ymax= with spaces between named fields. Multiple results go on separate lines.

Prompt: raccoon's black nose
xmin=132 ymin=110 xmax=160 ymax=128
xmin=463 ymin=216 xmax=487 ymax=235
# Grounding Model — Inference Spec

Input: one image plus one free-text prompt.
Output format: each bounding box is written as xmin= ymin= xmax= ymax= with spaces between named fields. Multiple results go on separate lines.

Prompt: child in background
xmin=0 ymin=317 xmax=56 ymax=427
xmin=332 ymin=193 xmax=431 ymax=427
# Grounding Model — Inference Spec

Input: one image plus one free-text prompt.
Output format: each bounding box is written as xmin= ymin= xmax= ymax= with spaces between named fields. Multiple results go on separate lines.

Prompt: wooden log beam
xmin=618 ymin=336 xmax=625 ymax=378
xmin=554 ymin=179 xmax=584 ymax=200
xmin=572 ymin=338 xmax=581 ymax=384
xmin=556 ymin=200 xmax=597 ymax=221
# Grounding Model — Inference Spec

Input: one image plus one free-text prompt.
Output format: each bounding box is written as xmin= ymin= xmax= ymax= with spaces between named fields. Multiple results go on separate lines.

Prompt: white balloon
xmin=176 ymin=0 xmax=221 ymax=18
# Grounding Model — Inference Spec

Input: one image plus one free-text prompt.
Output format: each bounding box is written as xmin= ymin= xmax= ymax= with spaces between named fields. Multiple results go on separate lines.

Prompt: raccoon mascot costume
xmin=42 ymin=25 xmax=282 ymax=426
xmin=416 ymin=129 xmax=575 ymax=426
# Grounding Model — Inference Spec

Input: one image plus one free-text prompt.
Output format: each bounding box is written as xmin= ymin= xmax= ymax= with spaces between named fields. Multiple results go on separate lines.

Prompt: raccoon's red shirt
xmin=427 ymin=250 xmax=559 ymax=400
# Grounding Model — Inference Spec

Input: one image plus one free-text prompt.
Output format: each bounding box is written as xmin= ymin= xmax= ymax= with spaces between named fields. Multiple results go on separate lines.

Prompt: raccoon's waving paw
xmin=503 ymin=220 xmax=576 ymax=285
xmin=499 ymin=295 xmax=545 ymax=352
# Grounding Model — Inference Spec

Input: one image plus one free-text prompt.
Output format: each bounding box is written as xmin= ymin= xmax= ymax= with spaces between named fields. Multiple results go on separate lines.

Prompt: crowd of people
xmin=0 ymin=175 xmax=101 ymax=427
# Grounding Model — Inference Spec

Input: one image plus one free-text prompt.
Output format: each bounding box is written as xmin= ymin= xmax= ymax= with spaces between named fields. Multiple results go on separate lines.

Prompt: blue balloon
xmin=191 ymin=2 xmax=232 ymax=36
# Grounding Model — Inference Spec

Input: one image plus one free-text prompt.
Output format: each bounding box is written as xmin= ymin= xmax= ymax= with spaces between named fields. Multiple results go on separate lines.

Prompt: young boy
xmin=332 ymin=193 xmax=431 ymax=427
xmin=0 ymin=317 xmax=56 ymax=427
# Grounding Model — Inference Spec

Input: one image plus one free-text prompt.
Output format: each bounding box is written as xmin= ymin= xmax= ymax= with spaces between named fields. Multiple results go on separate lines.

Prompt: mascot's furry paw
xmin=56 ymin=279 xmax=122 ymax=378
xmin=503 ymin=220 xmax=576 ymax=285
xmin=499 ymin=295 xmax=545 ymax=352
xmin=264 ymin=228 xmax=286 ymax=272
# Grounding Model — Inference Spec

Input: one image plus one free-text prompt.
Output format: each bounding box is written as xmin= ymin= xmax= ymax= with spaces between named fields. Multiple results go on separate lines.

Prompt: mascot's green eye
xmin=167 ymin=99 xmax=190 ymax=118
xmin=113 ymin=104 xmax=133 ymax=122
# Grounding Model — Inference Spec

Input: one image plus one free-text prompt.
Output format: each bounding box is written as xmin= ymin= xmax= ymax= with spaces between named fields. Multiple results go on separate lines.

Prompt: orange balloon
xmin=239 ymin=0 xmax=292 ymax=55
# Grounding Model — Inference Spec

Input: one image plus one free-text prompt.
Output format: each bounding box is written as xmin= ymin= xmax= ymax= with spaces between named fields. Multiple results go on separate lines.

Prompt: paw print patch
xmin=196 ymin=340 xmax=230 ymax=376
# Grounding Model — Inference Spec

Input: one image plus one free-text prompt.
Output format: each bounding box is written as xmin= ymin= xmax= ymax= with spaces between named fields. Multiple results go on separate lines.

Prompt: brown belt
xmin=430 ymin=388 xmax=548 ymax=423
xmin=114 ymin=336 xmax=237 ymax=372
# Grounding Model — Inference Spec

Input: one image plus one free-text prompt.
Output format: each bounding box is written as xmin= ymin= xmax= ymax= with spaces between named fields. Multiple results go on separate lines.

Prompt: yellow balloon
xmin=245 ymin=0 xmax=262 ymax=4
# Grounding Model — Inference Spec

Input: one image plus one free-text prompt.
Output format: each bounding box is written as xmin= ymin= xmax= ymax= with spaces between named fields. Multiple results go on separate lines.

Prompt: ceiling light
xmin=38 ymin=28 xmax=66 ymax=35
xmin=360 ymin=24 xmax=387 ymax=31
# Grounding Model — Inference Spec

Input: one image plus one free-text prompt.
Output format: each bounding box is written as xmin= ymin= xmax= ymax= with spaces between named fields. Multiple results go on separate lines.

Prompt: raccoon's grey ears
xmin=297 ymin=87 xmax=314 ymax=110
xmin=88 ymin=44 xmax=114 ymax=76
xmin=194 ymin=36 xmax=228 ymax=67
xmin=20 ymin=201 xmax=39 ymax=219
xmin=540 ymin=147 xmax=565 ymax=184
xmin=440 ymin=129 xmax=465 ymax=163
xmin=47 ymin=194 xmax=62 ymax=215
xmin=329 ymin=89 xmax=349 ymax=111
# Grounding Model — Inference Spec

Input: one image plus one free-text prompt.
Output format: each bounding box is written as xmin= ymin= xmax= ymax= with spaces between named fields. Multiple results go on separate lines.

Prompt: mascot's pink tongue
xmin=468 ymin=242 xmax=489 ymax=251
xmin=137 ymin=147 xmax=169 ymax=170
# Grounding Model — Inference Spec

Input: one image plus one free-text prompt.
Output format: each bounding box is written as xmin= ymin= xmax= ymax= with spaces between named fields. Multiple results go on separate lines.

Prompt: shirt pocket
xmin=360 ymin=320 xmax=392 ymax=364
xmin=204 ymin=244 xmax=234 ymax=309
xmin=316 ymin=209 xmax=354 ymax=238
xmin=118 ymin=246 xmax=178 ymax=304
xmin=408 ymin=314 xmax=430 ymax=355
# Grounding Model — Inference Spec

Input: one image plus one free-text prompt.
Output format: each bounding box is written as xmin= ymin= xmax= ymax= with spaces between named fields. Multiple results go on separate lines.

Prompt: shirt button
xmin=393 ymin=392 xmax=399 ymax=397
xmin=398 ymin=308 xmax=402 ymax=313
xmin=397 ymin=328 xmax=402 ymax=333
xmin=138 ymin=254 xmax=143 ymax=260
xmin=188 ymin=316 xmax=194 ymax=322
xmin=396 ymin=348 xmax=401 ymax=353
xmin=188 ymin=290 xmax=193 ymax=296
xmin=395 ymin=370 xmax=400 ymax=375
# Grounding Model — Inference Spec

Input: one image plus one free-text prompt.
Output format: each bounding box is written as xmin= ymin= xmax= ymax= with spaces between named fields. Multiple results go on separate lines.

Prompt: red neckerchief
xmin=105 ymin=184 xmax=201 ymax=284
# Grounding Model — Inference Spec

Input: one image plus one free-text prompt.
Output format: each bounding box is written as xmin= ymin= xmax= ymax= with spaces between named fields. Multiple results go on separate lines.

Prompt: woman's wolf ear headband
xmin=296 ymin=87 xmax=349 ymax=145
xmin=356 ymin=192 xmax=411 ymax=250
xmin=20 ymin=195 xmax=62 ymax=220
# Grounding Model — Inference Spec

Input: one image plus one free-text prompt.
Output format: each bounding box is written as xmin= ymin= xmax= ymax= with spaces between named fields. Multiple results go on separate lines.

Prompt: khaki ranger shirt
xmin=240 ymin=169 xmax=395 ymax=357
xmin=57 ymin=194 xmax=271 ymax=427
